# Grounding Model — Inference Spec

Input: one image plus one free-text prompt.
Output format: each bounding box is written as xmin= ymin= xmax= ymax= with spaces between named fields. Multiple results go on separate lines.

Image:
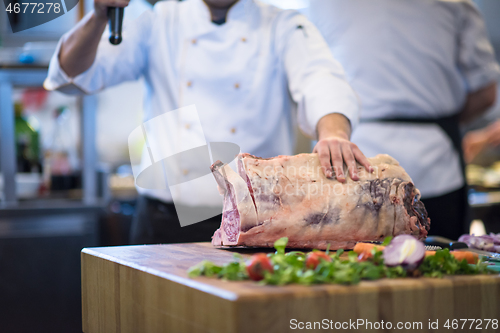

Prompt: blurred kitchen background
xmin=0 ymin=0 xmax=499 ymax=332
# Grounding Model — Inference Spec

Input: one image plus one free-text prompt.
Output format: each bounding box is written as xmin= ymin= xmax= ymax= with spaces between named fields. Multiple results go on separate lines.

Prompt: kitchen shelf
xmin=0 ymin=66 xmax=99 ymax=206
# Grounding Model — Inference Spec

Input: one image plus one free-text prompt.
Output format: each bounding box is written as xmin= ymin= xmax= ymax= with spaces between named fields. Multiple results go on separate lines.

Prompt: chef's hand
xmin=313 ymin=113 xmax=372 ymax=182
xmin=485 ymin=120 xmax=500 ymax=147
xmin=463 ymin=120 xmax=500 ymax=163
xmin=94 ymin=0 xmax=130 ymax=20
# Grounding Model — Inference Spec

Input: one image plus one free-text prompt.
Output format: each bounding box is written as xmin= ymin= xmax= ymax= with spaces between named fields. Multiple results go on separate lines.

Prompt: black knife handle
xmin=424 ymin=236 xmax=469 ymax=250
xmin=108 ymin=7 xmax=124 ymax=45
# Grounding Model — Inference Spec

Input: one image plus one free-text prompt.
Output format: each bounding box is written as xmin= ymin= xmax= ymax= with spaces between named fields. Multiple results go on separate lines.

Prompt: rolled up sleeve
xmin=458 ymin=2 xmax=500 ymax=92
xmin=44 ymin=10 xmax=153 ymax=95
xmin=277 ymin=11 xmax=359 ymax=139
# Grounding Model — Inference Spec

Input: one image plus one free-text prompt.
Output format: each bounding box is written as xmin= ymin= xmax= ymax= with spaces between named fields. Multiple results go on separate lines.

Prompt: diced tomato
xmin=246 ymin=253 xmax=274 ymax=281
xmin=357 ymin=252 xmax=373 ymax=262
xmin=305 ymin=251 xmax=332 ymax=269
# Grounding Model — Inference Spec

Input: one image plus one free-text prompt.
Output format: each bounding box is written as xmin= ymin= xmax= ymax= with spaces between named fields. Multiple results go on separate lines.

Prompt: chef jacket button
xmin=185 ymin=123 xmax=191 ymax=130
xmin=234 ymin=83 xmax=240 ymax=89
xmin=241 ymin=37 xmax=247 ymax=42
xmin=231 ymin=127 xmax=236 ymax=134
xmin=182 ymin=169 xmax=189 ymax=175
xmin=191 ymin=39 xmax=197 ymax=45
xmin=187 ymin=81 xmax=192 ymax=87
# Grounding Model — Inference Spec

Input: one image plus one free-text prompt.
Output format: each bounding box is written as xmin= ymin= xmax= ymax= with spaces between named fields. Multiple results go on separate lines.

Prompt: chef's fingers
xmin=112 ymin=0 xmax=130 ymax=7
xmin=315 ymin=141 xmax=334 ymax=179
xmin=95 ymin=0 xmax=130 ymax=8
xmin=328 ymin=141 xmax=345 ymax=182
xmin=488 ymin=131 xmax=500 ymax=146
xmin=352 ymin=144 xmax=373 ymax=174
xmin=341 ymin=143 xmax=358 ymax=181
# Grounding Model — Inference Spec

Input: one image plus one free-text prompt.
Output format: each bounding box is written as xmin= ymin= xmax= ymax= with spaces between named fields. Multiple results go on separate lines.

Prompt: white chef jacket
xmin=309 ymin=0 xmax=500 ymax=198
xmin=45 ymin=0 xmax=359 ymax=205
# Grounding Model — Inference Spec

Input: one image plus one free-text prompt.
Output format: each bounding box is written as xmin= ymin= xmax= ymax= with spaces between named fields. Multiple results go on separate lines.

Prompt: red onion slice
xmin=383 ymin=235 xmax=425 ymax=269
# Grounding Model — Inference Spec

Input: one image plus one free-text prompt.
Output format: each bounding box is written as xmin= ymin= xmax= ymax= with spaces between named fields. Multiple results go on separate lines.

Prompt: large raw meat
xmin=211 ymin=153 xmax=430 ymax=250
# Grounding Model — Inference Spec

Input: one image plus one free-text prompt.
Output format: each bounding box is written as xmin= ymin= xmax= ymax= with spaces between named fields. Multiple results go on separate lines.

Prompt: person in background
xmin=309 ymin=0 xmax=500 ymax=240
xmin=463 ymin=83 xmax=500 ymax=164
xmin=464 ymin=119 xmax=500 ymax=163
xmin=44 ymin=0 xmax=371 ymax=244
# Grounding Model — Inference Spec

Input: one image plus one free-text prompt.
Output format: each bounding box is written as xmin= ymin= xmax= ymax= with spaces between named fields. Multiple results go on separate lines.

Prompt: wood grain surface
xmin=81 ymin=243 xmax=500 ymax=333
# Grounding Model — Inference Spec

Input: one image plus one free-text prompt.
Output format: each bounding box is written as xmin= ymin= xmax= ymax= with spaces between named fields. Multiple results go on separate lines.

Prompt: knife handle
xmin=108 ymin=7 xmax=124 ymax=45
xmin=424 ymin=236 xmax=469 ymax=250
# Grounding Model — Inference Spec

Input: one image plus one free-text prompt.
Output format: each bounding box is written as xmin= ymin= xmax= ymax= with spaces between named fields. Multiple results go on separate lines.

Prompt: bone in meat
xmin=211 ymin=153 xmax=430 ymax=250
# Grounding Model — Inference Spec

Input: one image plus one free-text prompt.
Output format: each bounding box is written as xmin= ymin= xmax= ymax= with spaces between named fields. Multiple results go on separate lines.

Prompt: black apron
xmin=361 ymin=113 xmax=465 ymax=181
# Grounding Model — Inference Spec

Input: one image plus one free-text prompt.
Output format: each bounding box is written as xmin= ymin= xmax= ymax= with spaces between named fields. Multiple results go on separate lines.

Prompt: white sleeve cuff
xmin=298 ymin=77 xmax=360 ymax=139
xmin=465 ymin=63 xmax=500 ymax=92
xmin=43 ymin=34 xmax=101 ymax=95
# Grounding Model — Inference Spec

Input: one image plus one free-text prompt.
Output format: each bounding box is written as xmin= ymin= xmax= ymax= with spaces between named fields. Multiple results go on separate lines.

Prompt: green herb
xmin=274 ymin=237 xmax=288 ymax=255
xmin=187 ymin=260 xmax=222 ymax=278
xmin=188 ymin=259 xmax=247 ymax=280
xmin=418 ymin=248 xmax=491 ymax=277
xmin=188 ymin=238 xmax=493 ymax=285
xmin=381 ymin=236 xmax=393 ymax=246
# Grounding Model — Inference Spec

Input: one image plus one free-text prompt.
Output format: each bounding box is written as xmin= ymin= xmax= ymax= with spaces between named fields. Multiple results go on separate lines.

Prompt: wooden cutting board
xmin=81 ymin=243 xmax=500 ymax=333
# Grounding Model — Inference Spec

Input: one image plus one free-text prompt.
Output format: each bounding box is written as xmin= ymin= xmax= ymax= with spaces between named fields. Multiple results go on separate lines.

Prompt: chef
xmin=309 ymin=0 xmax=500 ymax=239
xmin=44 ymin=0 xmax=371 ymax=244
